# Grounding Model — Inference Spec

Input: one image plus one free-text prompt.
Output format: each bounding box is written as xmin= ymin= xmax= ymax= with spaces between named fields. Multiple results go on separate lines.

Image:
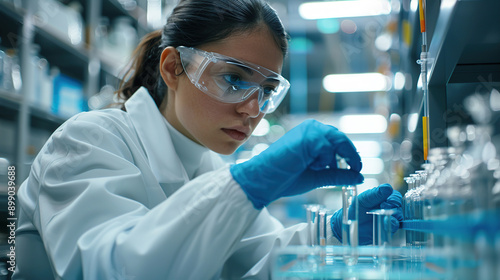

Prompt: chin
xmin=211 ymin=142 xmax=243 ymax=155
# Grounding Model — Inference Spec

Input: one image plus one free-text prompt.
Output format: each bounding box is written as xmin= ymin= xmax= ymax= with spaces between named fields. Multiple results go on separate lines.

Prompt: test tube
xmin=304 ymin=204 xmax=323 ymax=246
xmin=342 ymin=185 xmax=359 ymax=266
xmin=368 ymin=209 xmax=396 ymax=269
xmin=318 ymin=209 xmax=327 ymax=246
xmin=369 ymin=209 xmax=395 ymax=247
xmin=404 ymin=176 xmax=415 ymax=246
xmin=410 ymin=173 xmax=426 ymax=247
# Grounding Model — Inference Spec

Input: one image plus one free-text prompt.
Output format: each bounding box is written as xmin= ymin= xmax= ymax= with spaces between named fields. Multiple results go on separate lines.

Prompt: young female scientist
xmin=14 ymin=0 xmax=403 ymax=279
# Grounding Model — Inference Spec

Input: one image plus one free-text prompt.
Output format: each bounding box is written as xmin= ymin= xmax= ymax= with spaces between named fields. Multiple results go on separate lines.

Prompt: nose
xmin=235 ymin=89 xmax=261 ymax=118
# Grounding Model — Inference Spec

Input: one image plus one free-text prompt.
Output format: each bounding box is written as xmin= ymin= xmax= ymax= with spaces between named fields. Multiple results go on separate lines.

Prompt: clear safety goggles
xmin=177 ymin=46 xmax=290 ymax=114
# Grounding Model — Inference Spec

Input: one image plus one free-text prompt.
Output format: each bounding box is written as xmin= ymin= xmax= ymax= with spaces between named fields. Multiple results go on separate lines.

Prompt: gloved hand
xmin=331 ymin=184 xmax=403 ymax=245
xmin=230 ymin=119 xmax=363 ymax=209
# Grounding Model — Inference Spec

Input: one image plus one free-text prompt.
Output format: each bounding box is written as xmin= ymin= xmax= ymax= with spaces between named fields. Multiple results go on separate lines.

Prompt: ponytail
xmin=116 ymin=30 xmax=165 ymax=108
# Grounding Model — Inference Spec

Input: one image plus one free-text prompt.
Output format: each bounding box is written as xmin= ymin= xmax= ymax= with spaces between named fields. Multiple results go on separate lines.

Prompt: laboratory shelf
xmin=0 ymin=91 xmax=21 ymax=122
xmin=29 ymin=106 xmax=67 ymax=131
xmin=0 ymin=90 xmax=22 ymax=106
xmin=0 ymin=90 xmax=67 ymax=129
xmin=33 ymin=24 xmax=90 ymax=82
xmin=0 ymin=1 xmax=24 ymax=48
xmin=0 ymin=0 xmax=154 ymax=182
xmin=103 ymin=0 xmax=149 ymax=34
xmin=427 ymin=0 xmax=500 ymax=87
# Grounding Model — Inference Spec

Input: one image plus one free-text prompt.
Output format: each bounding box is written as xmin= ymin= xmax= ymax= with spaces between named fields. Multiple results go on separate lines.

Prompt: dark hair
xmin=117 ymin=0 xmax=289 ymax=108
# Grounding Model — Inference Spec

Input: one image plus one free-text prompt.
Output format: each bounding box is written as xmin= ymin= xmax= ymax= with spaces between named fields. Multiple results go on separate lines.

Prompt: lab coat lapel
xmin=124 ymin=87 xmax=189 ymax=190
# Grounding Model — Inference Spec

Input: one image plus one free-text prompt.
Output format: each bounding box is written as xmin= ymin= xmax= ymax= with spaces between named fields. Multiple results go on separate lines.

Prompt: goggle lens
xmin=177 ymin=46 xmax=290 ymax=113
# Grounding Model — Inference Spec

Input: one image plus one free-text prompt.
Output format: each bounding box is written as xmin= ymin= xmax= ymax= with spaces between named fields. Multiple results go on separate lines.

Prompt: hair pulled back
xmin=117 ymin=0 xmax=289 ymax=108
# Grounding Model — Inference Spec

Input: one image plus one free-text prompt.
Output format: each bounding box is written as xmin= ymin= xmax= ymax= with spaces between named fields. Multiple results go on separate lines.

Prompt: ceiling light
xmin=407 ymin=113 xmax=419 ymax=133
xmin=353 ymin=141 xmax=382 ymax=157
xmin=374 ymin=33 xmax=392 ymax=51
xmin=252 ymin=118 xmax=270 ymax=136
xmin=299 ymin=0 xmax=391 ymax=20
xmin=339 ymin=114 xmax=388 ymax=134
xmin=323 ymin=73 xmax=391 ymax=93
xmin=360 ymin=158 xmax=385 ymax=174
xmin=394 ymin=72 xmax=405 ymax=90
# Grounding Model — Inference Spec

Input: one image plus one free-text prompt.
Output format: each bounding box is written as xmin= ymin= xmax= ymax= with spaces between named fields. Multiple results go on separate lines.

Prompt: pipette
xmin=417 ymin=0 xmax=430 ymax=162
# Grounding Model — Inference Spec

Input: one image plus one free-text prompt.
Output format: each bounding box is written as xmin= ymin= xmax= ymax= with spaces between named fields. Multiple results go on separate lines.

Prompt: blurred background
xmin=0 ymin=0 xmax=499 ymax=230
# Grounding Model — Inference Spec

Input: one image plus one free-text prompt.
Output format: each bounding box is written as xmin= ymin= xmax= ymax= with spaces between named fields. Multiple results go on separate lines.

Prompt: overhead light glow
xmin=360 ymin=158 xmax=385 ymax=174
xmin=353 ymin=141 xmax=382 ymax=157
xmin=375 ymin=33 xmax=392 ymax=51
xmin=299 ymin=0 xmax=391 ymax=20
xmin=317 ymin=18 xmax=340 ymax=34
xmin=491 ymin=88 xmax=500 ymax=111
xmin=252 ymin=118 xmax=270 ymax=136
xmin=339 ymin=114 xmax=388 ymax=134
xmin=358 ymin=178 xmax=380 ymax=194
xmin=408 ymin=113 xmax=419 ymax=133
xmin=323 ymin=73 xmax=391 ymax=93
xmin=251 ymin=143 xmax=270 ymax=157
xmin=394 ymin=72 xmax=405 ymax=90
xmin=410 ymin=0 xmax=419 ymax=12
xmin=147 ymin=0 xmax=163 ymax=29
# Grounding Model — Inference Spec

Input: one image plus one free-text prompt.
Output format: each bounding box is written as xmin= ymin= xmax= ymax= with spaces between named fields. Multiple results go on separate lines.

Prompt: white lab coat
xmin=13 ymin=87 xmax=318 ymax=280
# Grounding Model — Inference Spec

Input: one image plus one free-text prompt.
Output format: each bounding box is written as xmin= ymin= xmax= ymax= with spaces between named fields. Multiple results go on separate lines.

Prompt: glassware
xmin=342 ymin=185 xmax=358 ymax=266
xmin=368 ymin=209 xmax=395 ymax=270
xmin=403 ymin=176 xmax=415 ymax=246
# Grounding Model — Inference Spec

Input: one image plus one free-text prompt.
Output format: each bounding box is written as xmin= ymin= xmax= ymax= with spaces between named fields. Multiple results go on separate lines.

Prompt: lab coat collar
xmin=124 ymin=87 xmax=189 ymax=186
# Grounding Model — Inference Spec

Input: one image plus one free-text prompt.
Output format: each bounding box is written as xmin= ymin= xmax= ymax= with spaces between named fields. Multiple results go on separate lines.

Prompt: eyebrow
xmin=225 ymin=60 xmax=255 ymax=75
xmin=224 ymin=60 xmax=282 ymax=83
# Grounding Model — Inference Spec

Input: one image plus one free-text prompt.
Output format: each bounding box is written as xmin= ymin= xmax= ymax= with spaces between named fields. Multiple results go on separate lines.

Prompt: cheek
xmin=175 ymin=86 xmax=226 ymax=135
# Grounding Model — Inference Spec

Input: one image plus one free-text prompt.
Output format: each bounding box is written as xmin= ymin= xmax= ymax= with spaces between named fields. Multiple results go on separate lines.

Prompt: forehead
xmin=197 ymin=27 xmax=284 ymax=74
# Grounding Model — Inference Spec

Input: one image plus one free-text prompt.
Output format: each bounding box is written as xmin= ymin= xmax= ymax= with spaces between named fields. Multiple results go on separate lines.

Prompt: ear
xmin=159 ymin=46 xmax=182 ymax=90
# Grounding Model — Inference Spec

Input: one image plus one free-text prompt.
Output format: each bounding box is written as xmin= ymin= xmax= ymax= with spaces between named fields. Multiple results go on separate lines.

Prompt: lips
xmin=222 ymin=127 xmax=250 ymax=141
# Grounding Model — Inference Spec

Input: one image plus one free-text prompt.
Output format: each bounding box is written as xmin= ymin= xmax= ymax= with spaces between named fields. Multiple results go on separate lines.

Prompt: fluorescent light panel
xmin=340 ymin=114 xmax=387 ymax=134
xmin=323 ymin=73 xmax=391 ymax=93
xmin=352 ymin=141 xmax=382 ymax=158
xmin=299 ymin=0 xmax=391 ymax=20
xmin=360 ymin=158 xmax=385 ymax=174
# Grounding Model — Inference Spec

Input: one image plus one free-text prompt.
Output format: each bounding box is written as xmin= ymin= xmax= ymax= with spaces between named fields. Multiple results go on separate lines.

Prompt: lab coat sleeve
xmin=25 ymin=113 xmax=261 ymax=279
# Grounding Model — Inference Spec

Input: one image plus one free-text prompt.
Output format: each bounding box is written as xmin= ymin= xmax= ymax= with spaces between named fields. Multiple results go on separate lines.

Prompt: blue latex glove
xmin=230 ymin=119 xmax=363 ymax=209
xmin=331 ymin=184 xmax=403 ymax=245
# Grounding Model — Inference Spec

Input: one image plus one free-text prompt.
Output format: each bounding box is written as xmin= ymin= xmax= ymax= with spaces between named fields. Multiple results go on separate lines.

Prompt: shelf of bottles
xmin=0 ymin=0 xmax=153 ymax=181
xmin=273 ymin=89 xmax=500 ymax=279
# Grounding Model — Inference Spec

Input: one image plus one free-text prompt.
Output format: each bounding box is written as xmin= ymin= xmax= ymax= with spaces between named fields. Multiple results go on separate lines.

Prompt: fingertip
xmin=347 ymin=153 xmax=362 ymax=172
xmin=390 ymin=217 xmax=400 ymax=233
xmin=345 ymin=170 xmax=364 ymax=184
xmin=393 ymin=189 xmax=403 ymax=199
xmin=377 ymin=184 xmax=394 ymax=198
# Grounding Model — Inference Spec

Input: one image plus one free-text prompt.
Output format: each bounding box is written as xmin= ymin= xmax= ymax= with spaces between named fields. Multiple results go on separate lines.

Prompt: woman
xmin=14 ymin=0 xmax=403 ymax=279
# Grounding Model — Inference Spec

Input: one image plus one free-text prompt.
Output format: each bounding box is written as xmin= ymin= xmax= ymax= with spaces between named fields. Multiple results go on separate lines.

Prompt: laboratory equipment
xmin=305 ymin=204 xmax=325 ymax=246
xmin=417 ymin=0 xmax=430 ymax=162
xmin=319 ymin=209 xmax=327 ymax=246
xmin=403 ymin=176 xmax=415 ymax=246
xmin=272 ymin=245 xmax=465 ymax=280
xmin=342 ymin=185 xmax=358 ymax=266
xmin=368 ymin=209 xmax=395 ymax=268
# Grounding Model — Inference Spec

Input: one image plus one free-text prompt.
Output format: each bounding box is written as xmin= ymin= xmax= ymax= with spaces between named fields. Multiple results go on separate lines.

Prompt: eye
xmin=223 ymin=74 xmax=243 ymax=89
xmin=262 ymin=86 xmax=277 ymax=98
